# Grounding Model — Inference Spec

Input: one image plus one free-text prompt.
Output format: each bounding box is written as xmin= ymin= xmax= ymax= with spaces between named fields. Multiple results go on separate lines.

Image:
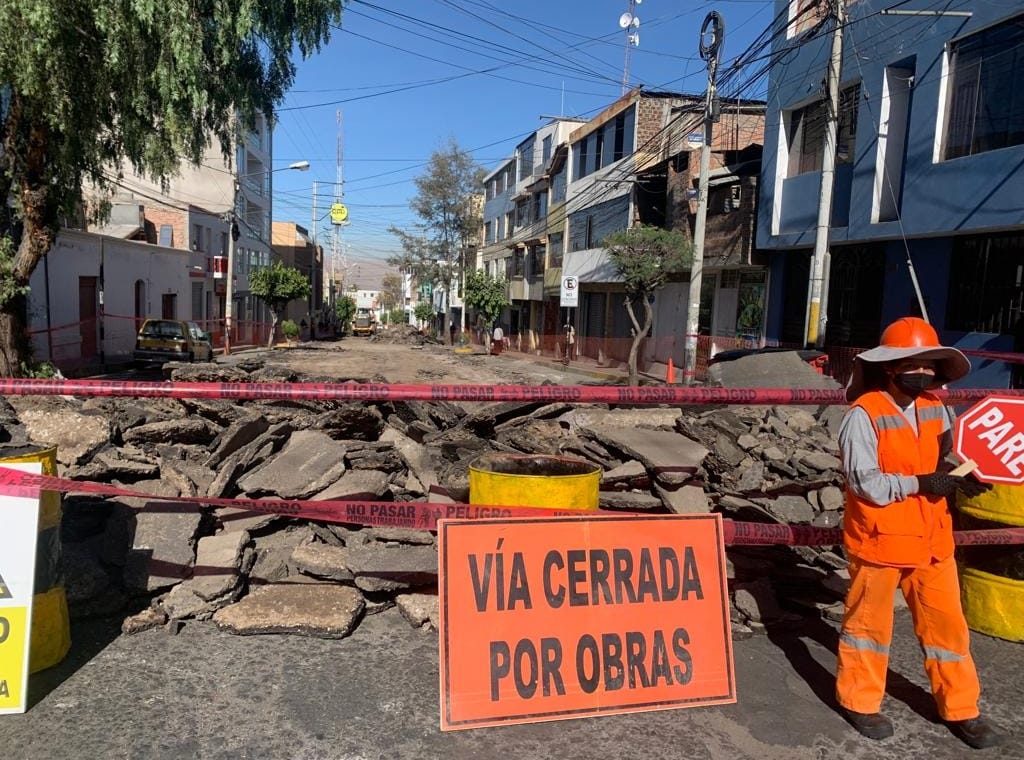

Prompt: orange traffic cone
xmin=666 ymin=358 xmax=676 ymax=384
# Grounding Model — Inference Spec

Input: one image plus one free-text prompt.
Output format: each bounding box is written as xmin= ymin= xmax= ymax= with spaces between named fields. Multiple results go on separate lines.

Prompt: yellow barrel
xmin=959 ymin=566 xmax=1024 ymax=643
xmin=469 ymin=454 xmax=600 ymax=511
xmin=956 ymin=491 xmax=1024 ymax=641
xmin=0 ymin=445 xmax=71 ymax=672
xmin=958 ymin=483 xmax=1024 ymax=526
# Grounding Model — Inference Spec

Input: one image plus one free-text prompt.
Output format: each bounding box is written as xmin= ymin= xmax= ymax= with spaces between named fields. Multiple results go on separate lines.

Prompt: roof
xmin=87 ymin=223 xmax=142 ymax=239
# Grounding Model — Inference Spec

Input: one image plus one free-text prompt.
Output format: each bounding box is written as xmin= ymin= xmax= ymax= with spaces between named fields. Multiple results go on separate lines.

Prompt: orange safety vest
xmin=844 ymin=390 xmax=954 ymax=567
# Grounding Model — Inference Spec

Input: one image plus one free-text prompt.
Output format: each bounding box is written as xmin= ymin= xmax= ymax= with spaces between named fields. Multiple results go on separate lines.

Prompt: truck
xmin=351 ymin=293 xmax=379 ymax=337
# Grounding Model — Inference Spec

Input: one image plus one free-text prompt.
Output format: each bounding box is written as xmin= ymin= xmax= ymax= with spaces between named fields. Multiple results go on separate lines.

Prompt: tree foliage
xmin=250 ymin=261 xmax=311 ymax=347
xmin=463 ymin=269 xmax=509 ymax=327
xmin=603 ymin=225 xmax=692 ymax=386
xmin=334 ymin=296 xmax=356 ymax=335
xmin=0 ymin=0 xmax=345 ymax=373
xmin=379 ymin=273 xmax=404 ymax=311
xmin=388 ymin=138 xmax=485 ymax=338
xmin=413 ymin=301 xmax=435 ymax=328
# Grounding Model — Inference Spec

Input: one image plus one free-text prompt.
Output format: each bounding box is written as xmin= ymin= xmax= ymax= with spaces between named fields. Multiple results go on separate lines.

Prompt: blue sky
xmin=270 ymin=0 xmax=775 ymax=283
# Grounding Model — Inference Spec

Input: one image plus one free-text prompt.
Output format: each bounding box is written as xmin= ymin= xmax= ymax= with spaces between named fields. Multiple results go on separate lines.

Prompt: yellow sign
xmin=330 ymin=203 xmax=349 ymax=224
xmin=0 ymin=607 xmax=27 ymax=711
xmin=0 ymin=462 xmax=41 ymax=715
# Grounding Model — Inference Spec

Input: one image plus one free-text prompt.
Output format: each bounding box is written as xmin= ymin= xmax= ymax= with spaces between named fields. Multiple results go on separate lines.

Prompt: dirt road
xmin=250 ymin=335 xmax=619 ymax=388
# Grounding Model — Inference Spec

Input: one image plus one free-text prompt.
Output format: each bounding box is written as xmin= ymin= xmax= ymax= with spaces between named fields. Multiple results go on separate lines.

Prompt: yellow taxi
xmin=133 ymin=319 xmax=214 ymax=366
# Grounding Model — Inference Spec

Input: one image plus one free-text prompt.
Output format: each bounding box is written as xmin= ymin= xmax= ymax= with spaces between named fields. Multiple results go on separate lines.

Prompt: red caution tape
xmin=2 ymin=378 xmax=1024 ymax=405
xmin=1 ymin=467 xmax=1022 ymax=548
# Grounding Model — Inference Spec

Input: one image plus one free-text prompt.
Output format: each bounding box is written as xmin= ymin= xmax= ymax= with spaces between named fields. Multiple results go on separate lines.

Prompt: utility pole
xmin=805 ymin=0 xmax=845 ymax=348
xmin=311 ymin=178 xmax=319 ymax=328
xmin=683 ymin=11 xmax=724 ymax=385
xmin=223 ymin=177 xmax=239 ymax=355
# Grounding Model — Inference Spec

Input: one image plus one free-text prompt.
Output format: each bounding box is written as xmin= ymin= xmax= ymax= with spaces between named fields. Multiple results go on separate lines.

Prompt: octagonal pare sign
xmin=955 ymin=395 xmax=1024 ymax=484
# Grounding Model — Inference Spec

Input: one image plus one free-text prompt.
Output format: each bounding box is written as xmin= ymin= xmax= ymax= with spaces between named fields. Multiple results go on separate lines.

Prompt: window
xmin=532 ymin=192 xmax=547 ymax=223
xmin=789 ymin=0 xmax=827 ymax=37
xmin=518 ymin=141 xmax=534 ymax=182
xmin=512 ymin=250 xmax=525 ymax=277
xmin=515 ymin=199 xmax=530 ymax=228
xmin=495 ymin=173 xmax=504 ymax=195
xmin=548 ymin=232 xmax=564 ymax=267
xmin=576 ymin=139 xmax=589 ymax=180
xmin=613 ymin=114 xmax=626 ymax=161
xmin=585 ymin=215 xmax=594 ymax=249
xmin=486 ymin=182 xmax=495 ymax=201
xmin=528 ymin=244 xmax=545 ymax=280
xmin=505 ymin=165 xmax=515 ymax=189
xmin=542 ymin=135 xmax=552 ymax=165
xmin=505 ymin=212 xmax=514 ymax=239
xmin=788 ymin=84 xmax=860 ymax=175
xmin=708 ymin=184 xmax=741 ymax=215
xmin=220 ymin=231 xmax=228 ymax=255
xmin=943 ymin=15 xmax=1024 ymax=160
xmin=946 ymin=232 xmax=1024 ymax=334
xmin=595 ymin=129 xmax=605 ymax=170
xmin=192 ymin=223 xmax=203 ymax=251
xmin=484 ymin=221 xmax=493 ymax=244
xmin=158 ymin=224 xmax=173 ymax=247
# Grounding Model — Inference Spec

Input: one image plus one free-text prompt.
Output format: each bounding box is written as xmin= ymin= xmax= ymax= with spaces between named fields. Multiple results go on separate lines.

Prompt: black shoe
xmin=841 ymin=707 xmax=894 ymax=740
xmin=947 ymin=716 xmax=1003 ymax=749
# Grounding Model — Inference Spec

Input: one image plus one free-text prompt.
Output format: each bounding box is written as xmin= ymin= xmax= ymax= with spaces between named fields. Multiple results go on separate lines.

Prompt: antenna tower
xmin=619 ymin=0 xmax=641 ymax=94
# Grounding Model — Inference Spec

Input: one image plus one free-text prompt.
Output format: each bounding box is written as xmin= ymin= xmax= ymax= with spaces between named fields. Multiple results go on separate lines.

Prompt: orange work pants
xmin=836 ymin=555 xmax=980 ymax=721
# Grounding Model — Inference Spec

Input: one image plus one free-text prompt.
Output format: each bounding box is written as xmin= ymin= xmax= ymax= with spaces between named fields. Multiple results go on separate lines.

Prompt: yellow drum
xmin=469 ymin=454 xmax=600 ymax=511
xmin=959 ymin=566 xmax=1024 ymax=643
xmin=957 ymin=486 xmax=1024 ymax=641
xmin=0 ymin=445 xmax=71 ymax=672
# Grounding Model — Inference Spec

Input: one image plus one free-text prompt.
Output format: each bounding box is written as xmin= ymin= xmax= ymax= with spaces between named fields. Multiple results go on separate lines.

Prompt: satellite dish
xmin=619 ymin=12 xmax=633 ymax=29
xmin=632 ymin=16 xmax=641 ymax=28
xmin=629 ymin=32 xmax=640 ymax=47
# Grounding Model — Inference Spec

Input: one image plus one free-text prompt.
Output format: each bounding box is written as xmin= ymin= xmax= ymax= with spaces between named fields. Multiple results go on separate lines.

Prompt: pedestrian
xmin=563 ymin=323 xmax=574 ymax=365
xmin=837 ymin=316 xmax=1001 ymax=748
xmin=491 ymin=324 xmax=504 ymax=356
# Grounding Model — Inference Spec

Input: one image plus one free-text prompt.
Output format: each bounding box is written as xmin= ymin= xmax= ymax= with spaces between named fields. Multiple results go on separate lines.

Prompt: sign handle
xmin=950 ymin=460 xmax=978 ymax=477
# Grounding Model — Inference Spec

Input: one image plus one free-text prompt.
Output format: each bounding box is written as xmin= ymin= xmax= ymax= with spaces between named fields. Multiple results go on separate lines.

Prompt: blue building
xmin=758 ymin=1 xmax=1024 ymax=386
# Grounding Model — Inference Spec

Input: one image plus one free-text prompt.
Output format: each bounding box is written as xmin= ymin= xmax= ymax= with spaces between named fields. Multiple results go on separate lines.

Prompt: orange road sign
xmin=438 ymin=514 xmax=735 ymax=730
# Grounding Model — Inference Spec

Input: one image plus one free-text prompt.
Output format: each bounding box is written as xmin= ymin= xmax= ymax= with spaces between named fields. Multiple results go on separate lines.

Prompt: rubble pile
xmin=368 ymin=324 xmax=434 ymax=346
xmin=1 ymin=355 xmax=854 ymax=640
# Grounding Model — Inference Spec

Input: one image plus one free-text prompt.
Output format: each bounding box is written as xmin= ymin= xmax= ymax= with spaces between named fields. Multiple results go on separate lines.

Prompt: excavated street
xmin=1 ymin=334 xmax=1022 ymax=759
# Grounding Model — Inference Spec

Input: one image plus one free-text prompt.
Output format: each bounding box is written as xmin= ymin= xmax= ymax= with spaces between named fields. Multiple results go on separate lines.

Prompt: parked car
xmin=133 ymin=319 xmax=214 ymax=366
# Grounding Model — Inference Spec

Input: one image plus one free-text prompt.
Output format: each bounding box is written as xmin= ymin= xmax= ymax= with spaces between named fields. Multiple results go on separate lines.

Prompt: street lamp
xmin=224 ymin=160 xmax=310 ymax=354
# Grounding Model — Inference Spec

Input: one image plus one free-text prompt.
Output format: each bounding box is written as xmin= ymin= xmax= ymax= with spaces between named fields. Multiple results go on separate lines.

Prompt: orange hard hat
xmin=879 ymin=317 xmax=940 ymax=349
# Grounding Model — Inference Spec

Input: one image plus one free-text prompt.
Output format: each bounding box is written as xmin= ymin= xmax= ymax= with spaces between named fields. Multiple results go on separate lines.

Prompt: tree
xmin=334 ymin=296 xmax=356 ymax=336
xmin=413 ymin=301 xmax=435 ymax=332
xmin=387 ymin=138 xmax=485 ymax=344
xmin=0 ymin=1 xmax=344 ymax=374
xmin=250 ymin=261 xmax=312 ymax=348
xmin=463 ymin=269 xmax=509 ymax=350
xmin=379 ymin=273 xmax=404 ymax=313
xmin=603 ymin=225 xmax=693 ymax=386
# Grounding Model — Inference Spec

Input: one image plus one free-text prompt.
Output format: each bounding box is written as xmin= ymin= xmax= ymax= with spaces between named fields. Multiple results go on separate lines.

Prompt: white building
xmin=28 ymin=229 xmax=208 ymax=368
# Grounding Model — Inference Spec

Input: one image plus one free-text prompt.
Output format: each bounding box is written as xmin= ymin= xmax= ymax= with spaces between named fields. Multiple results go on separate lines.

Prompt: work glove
xmin=917 ymin=472 xmax=992 ymax=499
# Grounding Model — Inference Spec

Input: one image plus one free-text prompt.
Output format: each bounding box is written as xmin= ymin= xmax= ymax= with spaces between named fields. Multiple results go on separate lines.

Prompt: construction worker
xmin=837 ymin=316 xmax=1002 ymax=749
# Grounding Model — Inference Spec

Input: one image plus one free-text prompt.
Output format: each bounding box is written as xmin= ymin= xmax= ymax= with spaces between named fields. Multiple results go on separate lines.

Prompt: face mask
xmin=893 ymin=372 xmax=932 ymax=397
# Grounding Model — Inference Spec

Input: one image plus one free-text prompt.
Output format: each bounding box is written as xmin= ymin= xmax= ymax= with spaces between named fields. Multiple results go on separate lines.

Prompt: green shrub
xmin=281 ymin=319 xmax=300 ymax=340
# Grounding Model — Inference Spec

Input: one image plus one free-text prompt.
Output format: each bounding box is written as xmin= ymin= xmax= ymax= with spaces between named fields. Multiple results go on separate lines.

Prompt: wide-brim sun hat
xmin=845 ymin=317 xmax=970 ymax=402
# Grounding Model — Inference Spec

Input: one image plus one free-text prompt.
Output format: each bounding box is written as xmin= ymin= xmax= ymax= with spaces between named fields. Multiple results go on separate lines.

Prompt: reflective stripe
xmin=875 ymin=414 xmax=907 ymax=431
xmin=918 ymin=405 xmax=948 ymax=423
xmin=840 ymin=631 xmax=890 ymax=655
xmin=923 ymin=645 xmax=964 ymax=662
